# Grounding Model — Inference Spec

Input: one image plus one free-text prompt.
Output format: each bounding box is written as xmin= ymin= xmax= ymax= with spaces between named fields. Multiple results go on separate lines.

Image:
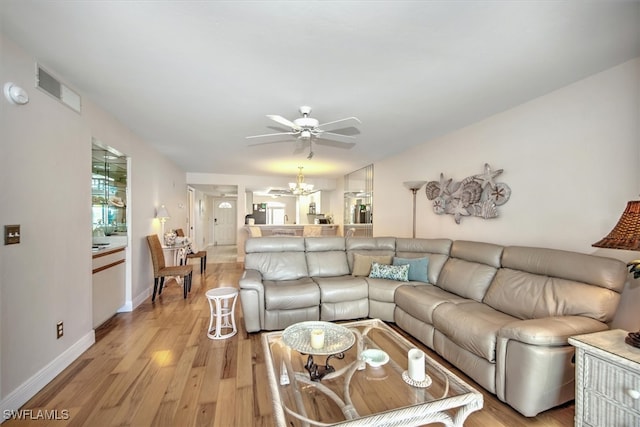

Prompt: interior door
xmin=213 ymin=199 xmax=236 ymax=245
xmin=188 ymin=187 xmax=195 ymax=240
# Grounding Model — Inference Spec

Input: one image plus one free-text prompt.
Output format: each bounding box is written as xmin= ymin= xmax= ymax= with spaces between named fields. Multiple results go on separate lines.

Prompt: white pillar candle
xmin=408 ymin=348 xmax=426 ymax=382
xmin=310 ymin=329 xmax=325 ymax=349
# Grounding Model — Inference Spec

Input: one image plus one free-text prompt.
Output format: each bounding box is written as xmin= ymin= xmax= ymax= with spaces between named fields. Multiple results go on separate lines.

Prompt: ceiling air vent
xmin=36 ymin=65 xmax=81 ymax=113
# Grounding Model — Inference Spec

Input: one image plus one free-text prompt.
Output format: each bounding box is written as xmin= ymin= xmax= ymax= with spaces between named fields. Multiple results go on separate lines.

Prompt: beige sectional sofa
xmin=238 ymin=236 xmax=628 ymax=417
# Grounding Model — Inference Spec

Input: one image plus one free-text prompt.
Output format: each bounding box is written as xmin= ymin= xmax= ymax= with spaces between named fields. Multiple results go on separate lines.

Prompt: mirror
xmin=92 ymin=141 xmax=127 ymax=236
xmin=344 ymin=164 xmax=373 ymax=237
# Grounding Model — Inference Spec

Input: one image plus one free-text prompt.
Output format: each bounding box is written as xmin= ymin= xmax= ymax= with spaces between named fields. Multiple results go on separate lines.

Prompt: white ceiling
xmin=2 ymin=1 xmax=639 ymax=184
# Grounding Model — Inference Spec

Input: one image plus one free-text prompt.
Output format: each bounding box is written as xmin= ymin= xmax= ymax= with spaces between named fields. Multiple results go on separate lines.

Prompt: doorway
xmin=213 ymin=198 xmax=236 ymax=245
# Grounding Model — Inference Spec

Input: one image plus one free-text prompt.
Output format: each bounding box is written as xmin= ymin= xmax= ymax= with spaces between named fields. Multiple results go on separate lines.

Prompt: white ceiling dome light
xmin=4 ymin=82 xmax=29 ymax=105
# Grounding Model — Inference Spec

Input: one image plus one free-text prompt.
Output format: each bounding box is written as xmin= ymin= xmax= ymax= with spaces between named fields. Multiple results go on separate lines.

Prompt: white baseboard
xmin=0 ymin=331 xmax=95 ymax=417
xmin=131 ymin=287 xmax=152 ymax=311
xmin=117 ymin=300 xmax=133 ymax=313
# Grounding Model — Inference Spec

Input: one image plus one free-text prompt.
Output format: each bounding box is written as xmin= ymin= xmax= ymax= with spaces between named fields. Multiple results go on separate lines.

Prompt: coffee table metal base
xmin=305 ymin=352 xmax=345 ymax=381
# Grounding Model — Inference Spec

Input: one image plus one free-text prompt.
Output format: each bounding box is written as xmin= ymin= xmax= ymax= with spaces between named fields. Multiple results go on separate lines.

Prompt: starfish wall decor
xmin=425 ymin=163 xmax=511 ymax=224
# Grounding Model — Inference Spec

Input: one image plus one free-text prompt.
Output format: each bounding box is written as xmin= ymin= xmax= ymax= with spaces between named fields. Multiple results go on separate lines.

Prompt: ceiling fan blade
xmin=266 ymin=115 xmax=301 ymax=130
xmin=315 ymin=138 xmax=357 ymax=149
xmin=247 ymin=137 xmax=296 ymax=147
xmin=321 ymin=132 xmax=356 ymax=140
xmin=316 ymin=116 xmax=361 ymax=130
xmin=246 ymin=132 xmax=295 ymax=139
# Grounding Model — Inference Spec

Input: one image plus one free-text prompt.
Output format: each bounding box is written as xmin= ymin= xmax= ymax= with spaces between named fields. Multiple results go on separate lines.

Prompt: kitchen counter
xmin=92 ymin=235 xmax=128 ymax=253
xmin=250 ymin=224 xmax=339 ymax=236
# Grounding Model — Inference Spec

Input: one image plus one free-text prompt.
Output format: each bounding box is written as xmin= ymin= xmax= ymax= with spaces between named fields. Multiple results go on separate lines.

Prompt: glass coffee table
xmin=262 ymin=318 xmax=483 ymax=427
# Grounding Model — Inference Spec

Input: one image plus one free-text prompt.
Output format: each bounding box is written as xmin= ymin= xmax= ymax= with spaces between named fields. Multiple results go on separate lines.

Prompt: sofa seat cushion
xmin=264 ymin=278 xmax=320 ymax=310
xmin=433 ymin=301 xmax=517 ymax=362
xmin=367 ymin=278 xmax=411 ymax=303
xmin=395 ymin=284 xmax=469 ymax=324
xmin=314 ymin=276 xmax=368 ymax=303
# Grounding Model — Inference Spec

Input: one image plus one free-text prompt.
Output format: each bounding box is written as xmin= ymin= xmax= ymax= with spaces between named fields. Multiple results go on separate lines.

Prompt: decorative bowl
xmin=360 ymin=349 xmax=389 ymax=367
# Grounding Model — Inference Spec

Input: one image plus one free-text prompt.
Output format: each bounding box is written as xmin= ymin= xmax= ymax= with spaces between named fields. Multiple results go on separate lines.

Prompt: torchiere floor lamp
xmin=403 ymin=181 xmax=427 ymax=238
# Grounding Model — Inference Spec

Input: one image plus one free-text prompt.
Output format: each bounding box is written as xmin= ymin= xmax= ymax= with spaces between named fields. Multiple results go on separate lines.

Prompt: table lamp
xmin=592 ymin=199 xmax=640 ymax=347
xmin=156 ymin=204 xmax=170 ymax=237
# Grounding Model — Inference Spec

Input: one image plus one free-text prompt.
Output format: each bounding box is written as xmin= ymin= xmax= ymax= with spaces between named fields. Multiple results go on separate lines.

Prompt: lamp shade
xmin=592 ymin=200 xmax=640 ymax=250
xmin=156 ymin=204 xmax=170 ymax=219
xmin=403 ymin=181 xmax=427 ymax=191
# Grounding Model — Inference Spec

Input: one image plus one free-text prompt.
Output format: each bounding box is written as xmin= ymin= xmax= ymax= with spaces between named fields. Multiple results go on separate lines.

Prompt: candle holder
xmin=310 ymin=329 xmax=325 ymax=349
xmin=403 ymin=348 xmax=432 ymax=387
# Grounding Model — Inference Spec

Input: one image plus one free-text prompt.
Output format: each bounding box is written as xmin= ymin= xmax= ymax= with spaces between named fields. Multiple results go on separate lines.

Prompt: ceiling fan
xmin=246 ymin=106 xmax=361 ymax=159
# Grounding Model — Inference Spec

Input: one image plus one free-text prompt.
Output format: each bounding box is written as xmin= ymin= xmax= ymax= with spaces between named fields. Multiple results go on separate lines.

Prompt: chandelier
xmin=289 ymin=166 xmax=314 ymax=196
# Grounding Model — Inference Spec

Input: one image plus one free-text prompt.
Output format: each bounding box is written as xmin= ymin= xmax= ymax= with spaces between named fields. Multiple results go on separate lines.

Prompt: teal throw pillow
xmin=369 ymin=262 xmax=409 ymax=282
xmin=393 ymin=257 xmax=429 ymax=282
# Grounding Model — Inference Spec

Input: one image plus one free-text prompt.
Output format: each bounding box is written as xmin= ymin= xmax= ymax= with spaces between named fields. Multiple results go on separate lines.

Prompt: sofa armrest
xmin=239 ymin=269 xmax=264 ymax=291
xmin=495 ymin=315 xmax=608 ymax=414
xmin=239 ymin=269 xmax=265 ymax=332
xmin=498 ymin=316 xmax=609 ymax=346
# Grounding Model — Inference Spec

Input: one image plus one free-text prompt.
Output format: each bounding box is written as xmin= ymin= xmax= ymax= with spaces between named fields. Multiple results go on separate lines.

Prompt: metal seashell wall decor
xmin=425 ymin=163 xmax=511 ymax=224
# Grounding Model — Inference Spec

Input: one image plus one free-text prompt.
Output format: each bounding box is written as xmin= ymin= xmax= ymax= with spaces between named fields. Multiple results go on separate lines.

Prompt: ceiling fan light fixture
xmin=300 ymin=130 xmax=312 ymax=139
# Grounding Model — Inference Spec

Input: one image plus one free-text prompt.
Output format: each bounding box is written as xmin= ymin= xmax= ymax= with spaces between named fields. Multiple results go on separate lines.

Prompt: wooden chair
xmin=176 ymin=229 xmax=207 ymax=274
xmin=146 ymin=234 xmax=193 ymax=301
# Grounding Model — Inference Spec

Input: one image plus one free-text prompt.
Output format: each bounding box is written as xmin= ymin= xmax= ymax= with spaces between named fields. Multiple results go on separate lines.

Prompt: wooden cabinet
xmin=569 ymin=329 xmax=640 ymax=427
xmin=92 ymin=247 xmax=126 ymax=328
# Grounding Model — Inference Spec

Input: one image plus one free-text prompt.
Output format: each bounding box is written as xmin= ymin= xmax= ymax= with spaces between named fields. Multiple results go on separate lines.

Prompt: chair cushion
xmin=158 ymin=265 xmax=192 ymax=277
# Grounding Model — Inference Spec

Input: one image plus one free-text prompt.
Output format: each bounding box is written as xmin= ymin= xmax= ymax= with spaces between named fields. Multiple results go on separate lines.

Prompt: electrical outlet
xmin=56 ymin=321 xmax=63 ymax=339
xmin=4 ymin=225 xmax=20 ymax=245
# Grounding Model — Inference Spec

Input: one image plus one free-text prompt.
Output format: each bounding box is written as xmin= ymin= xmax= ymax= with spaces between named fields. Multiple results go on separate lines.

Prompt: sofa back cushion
xmin=244 ymin=237 xmax=308 ymax=280
xmin=500 ymin=246 xmax=628 ymax=292
xmin=305 ymin=237 xmax=350 ymax=277
xmin=436 ymin=240 xmax=503 ymax=302
xmin=483 ymin=246 xmax=627 ymax=322
xmin=346 ymin=237 xmax=396 ymax=273
xmin=395 ymin=238 xmax=452 ymax=284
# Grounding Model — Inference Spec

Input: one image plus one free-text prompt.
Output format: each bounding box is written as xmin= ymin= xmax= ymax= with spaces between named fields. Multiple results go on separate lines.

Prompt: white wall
xmin=0 ymin=34 xmax=187 ymax=411
xmin=374 ymin=58 xmax=640 ymax=329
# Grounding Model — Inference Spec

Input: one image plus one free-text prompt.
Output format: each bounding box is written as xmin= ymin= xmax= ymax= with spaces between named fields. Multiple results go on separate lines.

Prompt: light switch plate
xmin=5 ymin=225 xmax=20 ymax=245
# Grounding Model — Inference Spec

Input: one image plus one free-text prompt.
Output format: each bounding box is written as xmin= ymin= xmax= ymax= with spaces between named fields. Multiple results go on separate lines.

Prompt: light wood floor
xmin=4 ymin=257 xmax=575 ymax=426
